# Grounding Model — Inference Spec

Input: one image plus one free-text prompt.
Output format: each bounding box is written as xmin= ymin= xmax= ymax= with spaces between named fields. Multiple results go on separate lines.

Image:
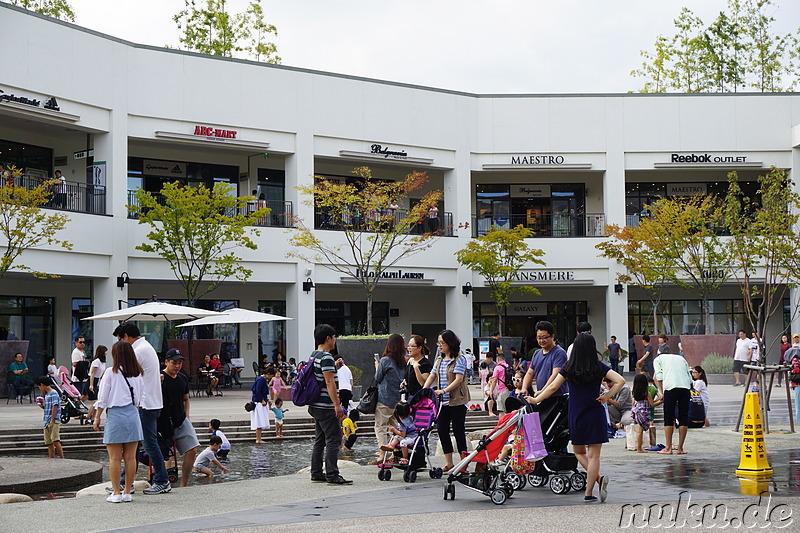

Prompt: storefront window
xmin=258 ymin=300 xmax=286 ymax=364
xmin=0 ymin=296 xmax=54 ymax=375
xmin=628 ymin=298 xmax=749 ymax=335
xmin=127 ymin=157 xmax=238 ymax=194
xmin=72 ymin=298 xmax=93 ymax=357
xmin=0 ymin=138 xmax=53 ymax=178
xmin=476 ymin=183 xmax=586 ymax=236
xmin=315 ymin=301 xmax=389 ymax=337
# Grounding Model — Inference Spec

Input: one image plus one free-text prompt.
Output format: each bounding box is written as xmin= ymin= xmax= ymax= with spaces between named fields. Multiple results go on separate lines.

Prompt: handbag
xmin=356 ymin=380 xmax=378 ymax=414
xmin=509 ymin=426 xmax=538 ymax=474
xmin=521 ymin=412 xmax=548 ymax=462
xmin=244 ymin=401 xmax=256 ymax=412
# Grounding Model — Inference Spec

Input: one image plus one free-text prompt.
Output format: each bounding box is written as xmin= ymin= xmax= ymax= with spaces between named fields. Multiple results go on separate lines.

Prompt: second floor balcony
xmin=472 ymin=213 xmax=606 ymax=238
xmin=314 ymin=208 xmax=455 ymax=237
xmin=9 ymin=175 xmax=106 ymax=216
xmin=126 ymin=191 xmax=293 ymax=227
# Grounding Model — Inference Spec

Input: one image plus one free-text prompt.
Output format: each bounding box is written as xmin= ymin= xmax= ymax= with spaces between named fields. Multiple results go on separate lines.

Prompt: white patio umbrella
xmin=177 ymin=307 xmax=293 ymax=328
xmin=83 ymin=301 xmax=225 ymax=322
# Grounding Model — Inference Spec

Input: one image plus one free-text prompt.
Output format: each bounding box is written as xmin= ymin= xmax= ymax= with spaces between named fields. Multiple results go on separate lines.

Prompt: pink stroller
xmin=49 ymin=366 xmax=89 ymax=424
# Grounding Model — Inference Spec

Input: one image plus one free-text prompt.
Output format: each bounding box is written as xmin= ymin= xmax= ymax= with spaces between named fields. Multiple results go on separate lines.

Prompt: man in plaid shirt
xmin=35 ymin=376 xmax=64 ymax=458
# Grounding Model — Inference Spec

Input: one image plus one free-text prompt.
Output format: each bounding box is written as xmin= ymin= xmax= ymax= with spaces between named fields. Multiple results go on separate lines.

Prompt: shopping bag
xmin=521 ymin=412 xmax=548 ymax=461
xmin=356 ymin=380 xmax=378 ymax=414
xmin=625 ymin=423 xmax=637 ymax=450
xmin=509 ymin=428 xmax=537 ymax=474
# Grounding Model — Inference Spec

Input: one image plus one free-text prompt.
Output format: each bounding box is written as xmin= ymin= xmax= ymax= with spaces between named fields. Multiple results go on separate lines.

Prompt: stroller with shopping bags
xmin=377 ymin=388 xmax=442 ymax=482
xmin=523 ymin=395 xmax=587 ymax=494
xmin=442 ymin=405 xmax=548 ymax=505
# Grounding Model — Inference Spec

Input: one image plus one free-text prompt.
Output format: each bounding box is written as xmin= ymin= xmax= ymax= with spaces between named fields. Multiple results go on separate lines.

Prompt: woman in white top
xmin=87 ymin=345 xmax=107 ymax=421
xmin=691 ymin=365 xmax=710 ymax=427
xmin=93 ymin=341 xmax=144 ymax=503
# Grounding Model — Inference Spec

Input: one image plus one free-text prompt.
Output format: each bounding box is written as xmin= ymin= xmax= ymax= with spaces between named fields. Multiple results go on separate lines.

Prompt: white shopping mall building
xmin=3 ymin=4 xmax=800 ymax=375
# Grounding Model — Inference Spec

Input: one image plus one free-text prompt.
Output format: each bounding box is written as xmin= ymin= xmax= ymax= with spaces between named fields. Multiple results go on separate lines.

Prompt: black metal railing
xmin=127 ymin=191 xmax=293 ymax=228
xmin=314 ymin=208 xmax=455 ymax=237
xmin=10 ymin=175 xmax=106 ymax=215
xmin=471 ymin=213 xmax=606 ymax=238
xmin=627 ymin=213 xmax=729 ymax=235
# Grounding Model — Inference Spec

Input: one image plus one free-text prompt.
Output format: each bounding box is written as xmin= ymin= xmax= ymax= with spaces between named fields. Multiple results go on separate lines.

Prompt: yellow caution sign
xmin=735 ymin=392 xmax=773 ymax=476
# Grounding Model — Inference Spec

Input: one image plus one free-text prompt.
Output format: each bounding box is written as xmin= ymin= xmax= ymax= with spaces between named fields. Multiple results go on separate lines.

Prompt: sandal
xmin=398 ymin=458 xmax=408 ymax=465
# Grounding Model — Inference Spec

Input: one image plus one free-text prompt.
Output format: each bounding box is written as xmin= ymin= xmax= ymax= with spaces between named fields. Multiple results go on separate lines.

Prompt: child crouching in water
xmin=631 ymin=374 xmax=663 ymax=453
xmin=342 ymin=409 xmax=359 ymax=452
xmin=194 ymin=436 xmax=230 ymax=478
xmin=380 ymin=402 xmax=417 ymax=464
xmin=209 ymin=419 xmax=231 ymax=458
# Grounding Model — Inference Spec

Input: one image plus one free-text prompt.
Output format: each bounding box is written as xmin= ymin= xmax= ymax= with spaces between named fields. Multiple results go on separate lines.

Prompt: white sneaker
xmin=122 ymin=493 xmax=132 ymax=502
xmin=106 ymin=494 xmax=122 ymax=503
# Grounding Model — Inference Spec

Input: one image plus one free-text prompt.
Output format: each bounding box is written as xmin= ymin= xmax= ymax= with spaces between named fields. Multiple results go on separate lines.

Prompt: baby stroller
xmin=378 ymin=388 xmax=442 ymax=483
xmin=442 ymin=407 xmax=532 ymax=505
xmin=50 ymin=366 xmax=89 ymax=425
xmin=137 ymin=431 xmax=179 ymax=485
xmin=523 ymin=395 xmax=586 ymax=494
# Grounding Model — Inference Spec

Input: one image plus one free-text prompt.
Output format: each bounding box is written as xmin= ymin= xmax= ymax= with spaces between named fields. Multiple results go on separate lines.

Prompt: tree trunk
xmin=702 ymin=298 xmax=711 ymax=335
xmin=497 ymin=305 xmax=505 ymax=337
xmin=366 ymin=291 xmax=373 ymax=335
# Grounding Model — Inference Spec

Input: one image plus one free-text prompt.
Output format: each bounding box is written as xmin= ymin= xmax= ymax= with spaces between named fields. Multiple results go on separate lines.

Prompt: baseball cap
xmin=165 ymin=349 xmax=185 ymax=361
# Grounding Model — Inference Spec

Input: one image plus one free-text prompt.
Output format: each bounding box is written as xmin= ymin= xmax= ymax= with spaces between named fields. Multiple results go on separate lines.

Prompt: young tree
xmin=288 ymin=167 xmax=443 ymax=335
xmin=596 ymin=224 xmax=675 ymax=335
xmin=455 ymin=225 xmax=546 ymax=336
xmin=7 ymin=0 xmax=75 ymax=21
xmin=0 ymin=165 xmax=72 ymax=278
xmin=131 ymin=182 xmax=268 ymax=305
xmin=638 ymin=196 xmax=729 ymax=334
xmin=172 ymin=0 xmax=280 ymax=63
xmin=743 ymin=0 xmax=789 ymax=91
xmin=723 ymin=167 xmax=800 ymax=359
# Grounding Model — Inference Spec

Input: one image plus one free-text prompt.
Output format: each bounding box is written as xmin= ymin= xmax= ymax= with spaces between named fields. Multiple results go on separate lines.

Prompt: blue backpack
xmin=291 ymin=351 xmax=322 ymax=406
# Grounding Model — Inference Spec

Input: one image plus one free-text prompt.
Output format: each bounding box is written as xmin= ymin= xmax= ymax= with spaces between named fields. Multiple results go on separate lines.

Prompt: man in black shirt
xmin=159 ymin=349 xmax=200 ymax=487
xmin=488 ymin=332 xmax=502 ymax=361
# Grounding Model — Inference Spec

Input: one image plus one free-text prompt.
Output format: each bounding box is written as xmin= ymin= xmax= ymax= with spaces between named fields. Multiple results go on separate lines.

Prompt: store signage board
xmin=0 ymin=87 xmax=79 ymax=123
xmin=667 ymin=183 xmax=707 ymax=196
xmin=511 ymin=184 xmax=551 ymax=198
xmin=143 ymin=159 xmax=187 ymax=178
xmin=74 ymin=149 xmax=94 ymax=160
xmin=339 ymin=144 xmax=434 ymax=165
xmin=194 ymin=125 xmax=238 ymax=139
xmin=154 ymin=131 xmax=270 ymax=150
xmin=655 ymin=153 xmax=763 ymax=168
xmin=0 ymin=88 xmax=60 ymax=111
xmin=507 ymin=303 xmax=544 ymax=316
xmin=483 ymin=154 xmax=592 ymax=170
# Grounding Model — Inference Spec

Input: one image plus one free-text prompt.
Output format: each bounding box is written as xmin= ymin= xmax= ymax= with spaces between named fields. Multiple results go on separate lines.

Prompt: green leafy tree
xmin=596 ymin=223 xmax=676 ymax=335
xmin=723 ymin=166 xmax=800 ymax=359
xmin=744 ymin=0 xmax=789 ymax=91
xmin=172 ymin=0 xmax=280 ymax=63
xmin=0 ymin=165 xmax=72 ymax=278
xmin=7 ymin=0 xmax=75 ymax=21
xmin=288 ymin=167 xmax=443 ymax=335
xmin=637 ymin=196 xmax=729 ymax=334
xmin=131 ymin=182 xmax=268 ymax=305
xmin=455 ymin=225 xmax=546 ymax=336
xmin=630 ymin=35 xmax=672 ymax=93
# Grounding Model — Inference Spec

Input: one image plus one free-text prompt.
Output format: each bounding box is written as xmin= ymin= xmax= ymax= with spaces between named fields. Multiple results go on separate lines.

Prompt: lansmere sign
xmin=514 ymin=270 xmax=576 ymax=282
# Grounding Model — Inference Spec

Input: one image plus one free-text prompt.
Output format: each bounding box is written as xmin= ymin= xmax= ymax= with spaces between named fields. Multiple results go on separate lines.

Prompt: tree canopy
xmin=632 ymin=0 xmax=797 ymax=92
xmin=456 ymin=225 xmax=545 ymax=336
xmin=288 ymin=166 xmax=443 ymax=335
xmin=172 ymin=0 xmax=280 ymax=63
xmin=131 ymin=182 xmax=268 ymax=305
xmin=6 ymin=0 xmax=75 ymax=21
xmin=0 ymin=165 xmax=72 ymax=278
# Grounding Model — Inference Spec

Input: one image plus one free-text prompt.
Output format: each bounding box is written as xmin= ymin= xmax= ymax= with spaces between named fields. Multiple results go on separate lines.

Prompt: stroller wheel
xmin=60 ymin=412 xmax=70 ymax=424
xmin=384 ymin=468 xmax=392 ymax=481
xmin=490 ymin=489 xmax=507 ymax=505
xmin=434 ymin=467 xmax=443 ymax=479
xmin=409 ymin=470 xmax=417 ymax=483
xmin=378 ymin=469 xmax=386 ymax=481
xmin=448 ymin=483 xmax=456 ymax=500
xmin=549 ymin=475 xmax=567 ymax=494
xmin=442 ymin=483 xmax=449 ymax=500
xmin=528 ymin=474 xmax=547 ymax=487
xmin=506 ymin=472 xmax=526 ymax=491
xmin=403 ymin=469 xmax=410 ymax=483
xmin=570 ymin=472 xmax=586 ymax=491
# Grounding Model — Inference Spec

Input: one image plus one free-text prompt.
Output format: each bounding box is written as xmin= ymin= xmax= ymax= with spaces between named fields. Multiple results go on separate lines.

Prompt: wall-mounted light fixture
xmin=462 ymin=282 xmax=473 ymax=296
xmin=117 ymin=272 xmax=130 ymax=290
xmin=614 ymin=283 xmax=624 ymax=294
xmin=302 ymin=278 xmax=315 ymax=293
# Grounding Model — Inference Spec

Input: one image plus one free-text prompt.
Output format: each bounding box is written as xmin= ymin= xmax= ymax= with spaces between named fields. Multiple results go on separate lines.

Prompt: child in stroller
xmin=49 ymin=366 xmax=89 ymax=425
xmin=377 ymin=388 xmax=442 ymax=483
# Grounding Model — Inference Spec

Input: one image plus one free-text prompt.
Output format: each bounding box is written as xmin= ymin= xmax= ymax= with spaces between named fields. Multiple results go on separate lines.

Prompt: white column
xmin=89 ymin=77 xmax=129 ymax=344
xmin=284 ymin=79 xmax=315 ymax=359
xmin=790 ymin=132 xmax=800 ymax=335
xmin=606 ymin=282 xmax=629 ymax=371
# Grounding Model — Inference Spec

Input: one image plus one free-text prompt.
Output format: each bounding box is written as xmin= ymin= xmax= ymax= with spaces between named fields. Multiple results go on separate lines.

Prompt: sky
xmin=64 ymin=0 xmax=800 ymax=94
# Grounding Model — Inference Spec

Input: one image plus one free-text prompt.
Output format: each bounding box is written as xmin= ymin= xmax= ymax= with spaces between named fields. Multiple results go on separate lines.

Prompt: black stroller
xmin=521 ymin=395 xmax=586 ymax=494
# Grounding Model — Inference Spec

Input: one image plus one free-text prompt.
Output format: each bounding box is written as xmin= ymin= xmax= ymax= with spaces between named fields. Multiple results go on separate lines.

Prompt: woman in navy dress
xmin=528 ymin=333 xmax=625 ymax=502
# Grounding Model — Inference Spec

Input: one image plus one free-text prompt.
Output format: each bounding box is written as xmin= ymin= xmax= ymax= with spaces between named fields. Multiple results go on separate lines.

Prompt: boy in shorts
xmin=194 ymin=436 xmax=229 ymax=479
xmin=160 ymin=349 xmax=201 ymax=487
xmin=209 ymin=419 xmax=231 ymax=458
xmin=35 ymin=376 xmax=64 ymax=458
xmin=271 ymin=398 xmax=288 ymax=438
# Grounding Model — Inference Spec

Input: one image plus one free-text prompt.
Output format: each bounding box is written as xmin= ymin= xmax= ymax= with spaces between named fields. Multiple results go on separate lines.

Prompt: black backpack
xmin=500 ymin=361 xmax=515 ymax=389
